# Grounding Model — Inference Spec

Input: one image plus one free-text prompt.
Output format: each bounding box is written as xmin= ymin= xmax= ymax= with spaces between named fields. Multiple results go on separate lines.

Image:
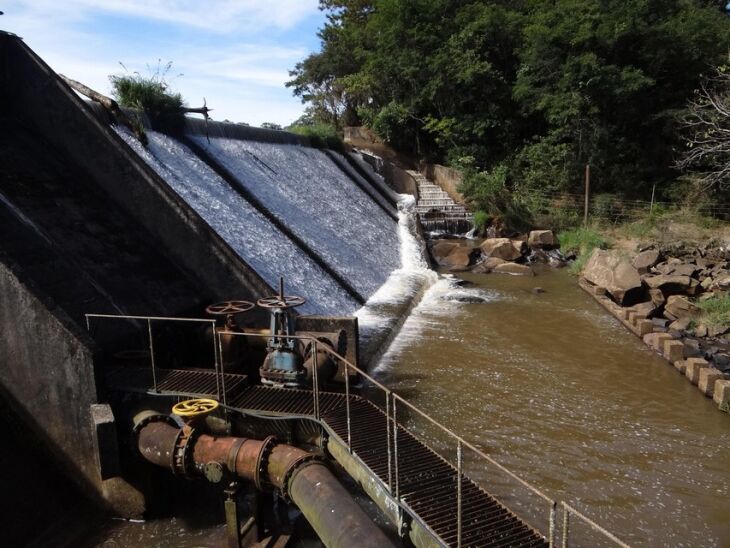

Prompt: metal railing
xmin=85 ymin=313 xmax=628 ymax=547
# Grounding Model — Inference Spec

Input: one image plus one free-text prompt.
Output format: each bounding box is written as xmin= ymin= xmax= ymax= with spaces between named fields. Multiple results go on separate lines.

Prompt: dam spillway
xmin=0 ymin=30 xmax=603 ymax=548
xmin=116 ymin=128 xmax=364 ymax=316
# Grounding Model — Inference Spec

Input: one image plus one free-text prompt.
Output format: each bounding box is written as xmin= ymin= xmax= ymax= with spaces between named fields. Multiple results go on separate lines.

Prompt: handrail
xmin=84 ymin=313 xmax=628 ymax=548
xmin=562 ymin=502 xmax=630 ymax=548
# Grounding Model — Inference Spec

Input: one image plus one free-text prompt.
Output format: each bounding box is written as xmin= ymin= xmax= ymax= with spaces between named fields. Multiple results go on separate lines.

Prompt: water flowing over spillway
xmin=116 ymin=129 xmax=360 ymax=315
xmin=187 ymin=135 xmax=401 ymax=298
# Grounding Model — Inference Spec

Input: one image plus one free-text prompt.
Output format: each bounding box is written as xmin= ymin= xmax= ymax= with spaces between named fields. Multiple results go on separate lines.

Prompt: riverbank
xmin=425 ymin=213 xmax=730 ymax=415
xmin=373 ymin=267 xmax=730 ymax=546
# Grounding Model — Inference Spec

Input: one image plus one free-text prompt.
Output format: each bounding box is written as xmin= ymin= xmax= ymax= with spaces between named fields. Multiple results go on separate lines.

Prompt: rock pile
xmin=581 ymin=244 xmax=730 ymax=410
xmin=430 ymin=230 xmax=566 ymax=276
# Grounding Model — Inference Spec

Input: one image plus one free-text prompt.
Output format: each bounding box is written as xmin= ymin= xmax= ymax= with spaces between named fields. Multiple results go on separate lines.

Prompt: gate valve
xmin=257 ymin=277 xmax=307 ymax=387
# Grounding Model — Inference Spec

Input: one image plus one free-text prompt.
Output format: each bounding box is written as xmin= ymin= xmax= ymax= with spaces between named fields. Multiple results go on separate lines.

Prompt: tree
xmin=677 ymin=64 xmax=730 ymax=196
xmin=260 ymin=122 xmax=283 ymax=130
xmin=290 ymin=0 xmax=730 ymax=201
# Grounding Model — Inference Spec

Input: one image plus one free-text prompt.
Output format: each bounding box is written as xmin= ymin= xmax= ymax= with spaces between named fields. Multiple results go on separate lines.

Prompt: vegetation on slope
xmin=697 ymin=294 xmax=730 ymax=329
xmin=288 ymin=1 xmax=730 ymax=228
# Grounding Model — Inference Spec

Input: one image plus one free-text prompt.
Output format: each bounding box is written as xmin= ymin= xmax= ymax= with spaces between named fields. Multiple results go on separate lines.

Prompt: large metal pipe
xmin=134 ymin=414 xmax=392 ymax=548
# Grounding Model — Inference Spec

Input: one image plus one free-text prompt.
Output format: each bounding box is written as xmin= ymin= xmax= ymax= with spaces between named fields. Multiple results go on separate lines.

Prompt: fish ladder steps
xmin=104 ymin=372 xmax=545 ymax=547
xmin=408 ymin=171 xmax=474 ymax=234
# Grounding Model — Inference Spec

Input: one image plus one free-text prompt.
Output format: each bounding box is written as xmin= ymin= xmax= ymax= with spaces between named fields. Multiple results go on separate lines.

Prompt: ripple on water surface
xmin=376 ymin=268 xmax=730 ymax=547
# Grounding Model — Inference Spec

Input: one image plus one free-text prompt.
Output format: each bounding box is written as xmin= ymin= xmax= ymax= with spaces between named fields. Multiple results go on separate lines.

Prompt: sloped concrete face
xmin=0 ymin=261 xmax=143 ymax=515
xmin=0 ymin=33 xmax=272 ymax=305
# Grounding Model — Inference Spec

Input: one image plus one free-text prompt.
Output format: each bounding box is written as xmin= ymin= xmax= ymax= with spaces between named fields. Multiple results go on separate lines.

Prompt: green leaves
xmin=290 ymin=0 xmax=730 ymax=203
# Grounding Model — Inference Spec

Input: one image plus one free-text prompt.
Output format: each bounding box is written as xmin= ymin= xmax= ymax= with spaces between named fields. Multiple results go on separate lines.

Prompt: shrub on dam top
xmin=110 ymin=64 xmax=185 ymax=133
xmin=287 ymin=122 xmax=344 ymax=151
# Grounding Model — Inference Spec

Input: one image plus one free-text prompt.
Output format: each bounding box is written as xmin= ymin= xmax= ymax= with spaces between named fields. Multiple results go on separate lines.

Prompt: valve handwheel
xmin=257 ymin=277 xmax=306 ymax=310
xmin=257 ymin=294 xmax=306 ymax=309
xmin=206 ymin=300 xmax=254 ymax=316
xmin=172 ymin=398 xmax=219 ymax=418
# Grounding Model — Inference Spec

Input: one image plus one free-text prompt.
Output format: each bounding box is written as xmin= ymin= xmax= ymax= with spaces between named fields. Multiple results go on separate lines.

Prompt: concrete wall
xmin=0 ymin=260 xmax=143 ymax=515
xmin=421 ymin=163 xmax=466 ymax=205
xmin=1 ymin=34 xmax=273 ymax=303
xmin=358 ymin=150 xmax=419 ymax=198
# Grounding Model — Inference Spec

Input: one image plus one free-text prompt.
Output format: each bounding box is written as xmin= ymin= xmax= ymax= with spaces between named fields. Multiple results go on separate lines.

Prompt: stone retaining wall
xmin=579 ymin=278 xmax=730 ymax=413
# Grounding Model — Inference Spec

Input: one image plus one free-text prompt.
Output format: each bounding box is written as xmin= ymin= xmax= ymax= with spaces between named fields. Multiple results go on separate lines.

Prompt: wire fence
xmin=513 ymin=188 xmax=730 ymax=225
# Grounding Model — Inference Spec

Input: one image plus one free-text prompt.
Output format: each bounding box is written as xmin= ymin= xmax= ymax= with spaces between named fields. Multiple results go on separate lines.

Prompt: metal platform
xmin=105 ymin=366 xmax=248 ymax=400
xmin=104 ymin=366 xmax=546 ymax=547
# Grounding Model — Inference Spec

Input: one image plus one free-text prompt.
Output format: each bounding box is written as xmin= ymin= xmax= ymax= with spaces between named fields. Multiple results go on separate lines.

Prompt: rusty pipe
xmin=134 ymin=414 xmax=392 ymax=548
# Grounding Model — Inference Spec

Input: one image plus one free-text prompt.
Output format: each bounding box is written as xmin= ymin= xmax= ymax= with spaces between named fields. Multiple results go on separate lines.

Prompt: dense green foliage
xmin=289 ymin=1 xmax=730 ymax=212
xmin=110 ymin=63 xmax=185 ymax=132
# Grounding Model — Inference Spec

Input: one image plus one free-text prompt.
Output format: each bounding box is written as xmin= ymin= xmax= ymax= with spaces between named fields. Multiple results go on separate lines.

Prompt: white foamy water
xmin=115 ymin=128 xmax=359 ymax=315
xmin=188 ymin=135 xmax=401 ymax=298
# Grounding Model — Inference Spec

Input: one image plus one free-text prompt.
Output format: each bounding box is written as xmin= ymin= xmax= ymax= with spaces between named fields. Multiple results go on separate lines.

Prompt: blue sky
xmin=0 ymin=1 xmax=326 ymax=126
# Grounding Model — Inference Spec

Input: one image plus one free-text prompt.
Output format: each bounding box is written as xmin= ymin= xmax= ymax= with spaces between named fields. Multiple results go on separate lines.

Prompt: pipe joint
xmin=172 ymin=426 xmax=200 ymax=478
xmin=280 ymin=453 xmax=323 ymax=503
xmin=254 ymin=435 xmax=278 ymax=491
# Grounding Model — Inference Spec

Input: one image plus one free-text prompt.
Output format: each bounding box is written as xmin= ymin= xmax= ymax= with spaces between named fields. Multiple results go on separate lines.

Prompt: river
xmin=373 ymin=264 xmax=730 ymax=547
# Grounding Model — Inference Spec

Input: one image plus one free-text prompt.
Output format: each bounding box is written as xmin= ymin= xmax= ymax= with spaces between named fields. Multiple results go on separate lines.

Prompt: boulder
xmin=441 ymin=246 xmax=476 ymax=268
xmin=582 ymin=249 xmax=643 ymax=305
xmin=472 ymin=257 xmax=507 ymax=274
xmin=712 ymin=274 xmax=730 ymax=290
xmin=648 ymin=288 xmax=666 ymax=308
xmin=432 ymin=241 xmax=460 ymax=261
xmin=668 ymin=316 xmax=692 ymax=333
xmin=700 ymin=276 xmax=714 ymax=291
xmin=631 ymin=301 xmax=658 ymax=319
xmin=632 ymin=249 xmax=660 ymax=274
xmin=493 ymin=262 xmax=534 ymax=276
xmin=669 ymin=263 xmax=698 ymax=277
xmin=664 ymin=295 xmax=701 ymax=320
xmin=708 ymin=325 xmax=730 ymax=337
xmin=643 ymin=274 xmax=697 ymax=296
xmin=480 ymin=238 xmax=524 ymax=261
xmin=527 ymin=230 xmax=557 ymax=249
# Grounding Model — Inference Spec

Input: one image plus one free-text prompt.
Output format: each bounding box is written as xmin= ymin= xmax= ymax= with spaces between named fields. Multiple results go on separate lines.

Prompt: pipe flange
xmin=132 ymin=411 xmax=177 ymax=439
xmin=254 ymin=435 xmax=278 ymax=491
xmin=279 ymin=453 xmax=323 ymax=503
xmin=226 ymin=436 xmax=248 ymax=473
xmin=131 ymin=412 xmax=178 ymax=459
xmin=172 ymin=427 xmax=199 ymax=478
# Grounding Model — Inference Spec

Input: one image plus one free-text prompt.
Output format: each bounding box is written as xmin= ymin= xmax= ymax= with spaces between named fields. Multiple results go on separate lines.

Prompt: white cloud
xmin=0 ymin=0 xmax=323 ymax=125
xmin=4 ymin=0 xmax=320 ymax=34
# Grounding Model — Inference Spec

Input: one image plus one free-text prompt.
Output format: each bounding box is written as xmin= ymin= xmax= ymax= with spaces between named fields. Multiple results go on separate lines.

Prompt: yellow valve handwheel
xmin=172 ymin=398 xmax=219 ymax=418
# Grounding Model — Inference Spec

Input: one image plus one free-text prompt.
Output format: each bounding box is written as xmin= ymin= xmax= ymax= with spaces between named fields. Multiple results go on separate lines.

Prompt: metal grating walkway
xmin=105 ymin=368 xmax=546 ymax=547
xmin=105 ymin=366 xmax=248 ymax=399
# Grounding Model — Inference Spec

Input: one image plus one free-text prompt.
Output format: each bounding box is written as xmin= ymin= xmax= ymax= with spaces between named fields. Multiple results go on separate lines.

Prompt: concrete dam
xmin=0 ymin=32 xmax=560 ymax=548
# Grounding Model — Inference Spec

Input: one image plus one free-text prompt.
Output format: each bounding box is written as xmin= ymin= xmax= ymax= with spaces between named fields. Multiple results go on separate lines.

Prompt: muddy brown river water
xmin=374 ymin=267 xmax=730 ymax=547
